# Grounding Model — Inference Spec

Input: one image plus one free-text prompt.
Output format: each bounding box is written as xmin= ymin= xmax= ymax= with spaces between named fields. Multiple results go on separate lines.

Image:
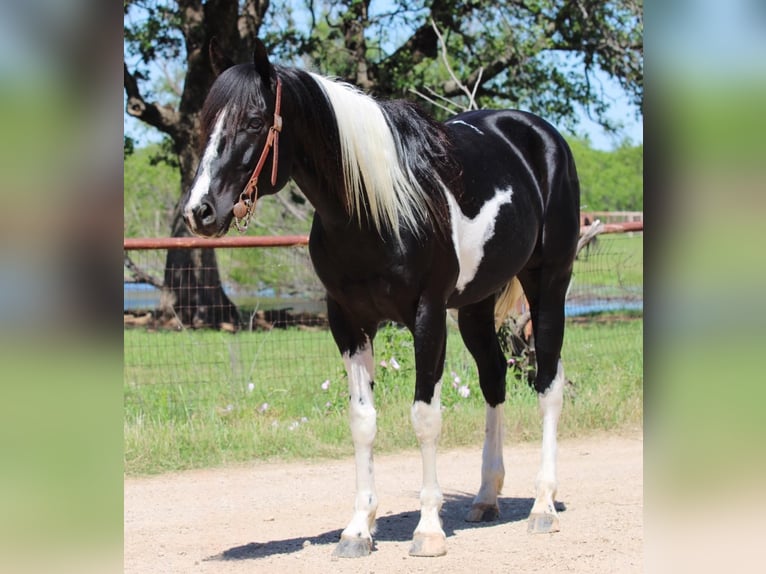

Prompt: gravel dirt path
xmin=124 ymin=431 xmax=642 ymax=573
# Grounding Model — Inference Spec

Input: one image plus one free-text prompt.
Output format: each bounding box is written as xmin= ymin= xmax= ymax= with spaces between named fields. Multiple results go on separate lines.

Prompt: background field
xmin=124 ymin=233 xmax=643 ymax=475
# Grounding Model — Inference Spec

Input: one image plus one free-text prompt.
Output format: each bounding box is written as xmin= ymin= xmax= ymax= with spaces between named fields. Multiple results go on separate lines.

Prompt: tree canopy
xmin=124 ymin=0 xmax=643 ymax=185
xmin=569 ymin=138 xmax=643 ymax=211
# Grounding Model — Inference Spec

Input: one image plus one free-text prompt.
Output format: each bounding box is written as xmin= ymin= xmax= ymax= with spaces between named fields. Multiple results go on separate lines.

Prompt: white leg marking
xmin=184 ymin=109 xmax=228 ymax=222
xmin=467 ymin=404 xmax=505 ymax=521
xmin=446 ymin=119 xmax=485 ymax=135
xmin=339 ymin=343 xmax=378 ymax=544
xmin=410 ymin=382 xmax=447 ymax=555
xmin=445 ymin=188 xmax=514 ymax=292
xmin=530 ymin=361 xmax=565 ymax=530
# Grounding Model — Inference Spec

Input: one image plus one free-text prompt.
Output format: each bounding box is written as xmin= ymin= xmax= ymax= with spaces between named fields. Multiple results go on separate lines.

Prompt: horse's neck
xmin=283 ymin=78 xmax=351 ymax=230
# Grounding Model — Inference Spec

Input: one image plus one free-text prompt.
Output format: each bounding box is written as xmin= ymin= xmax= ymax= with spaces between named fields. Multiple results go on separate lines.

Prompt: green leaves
xmin=123 ymin=143 xmax=180 ymax=237
xmin=124 ymin=0 xmax=643 ymax=141
xmin=568 ymin=137 xmax=643 ymax=211
xmin=124 ymin=1 xmax=183 ymax=65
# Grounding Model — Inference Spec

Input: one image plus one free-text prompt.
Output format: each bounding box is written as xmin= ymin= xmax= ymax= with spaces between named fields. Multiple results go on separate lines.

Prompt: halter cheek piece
xmin=233 ymin=77 xmax=283 ymax=232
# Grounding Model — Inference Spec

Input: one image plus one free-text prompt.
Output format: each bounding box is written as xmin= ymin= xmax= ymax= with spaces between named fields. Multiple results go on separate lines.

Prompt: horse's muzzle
xmin=185 ymin=196 xmax=219 ymax=237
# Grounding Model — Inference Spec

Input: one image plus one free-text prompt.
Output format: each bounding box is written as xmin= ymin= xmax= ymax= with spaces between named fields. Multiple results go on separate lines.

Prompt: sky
xmin=124 ymin=61 xmax=642 ymax=152
xmin=122 ymin=1 xmax=644 ymax=152
xmin=574 ymin=72 xmax=642 ymax=150
xmin=125 ymin=85 xmax=641 ymax=153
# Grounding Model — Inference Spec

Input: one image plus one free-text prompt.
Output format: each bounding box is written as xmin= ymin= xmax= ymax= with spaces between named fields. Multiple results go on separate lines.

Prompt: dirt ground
xmin=124 ymin=431 xmax=643 ymax=573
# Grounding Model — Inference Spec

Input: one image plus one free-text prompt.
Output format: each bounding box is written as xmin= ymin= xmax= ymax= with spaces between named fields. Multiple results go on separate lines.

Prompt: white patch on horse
xmin=184 ymin=108 xmax=228 ymax=224
xmin=339 ymin=342 xmax=378 ymax=546
xmin=531 ymin=361 xmax=565 ymax=522
xmin=410 ymin=381 xmax=446 ymax=548
xmin=446 ymin=187 xmax=514 ymax=292
xmin=470 ymin=404 xmax=505 ymax=515
xmin=447 ymin=119 xmax=485 ymax=136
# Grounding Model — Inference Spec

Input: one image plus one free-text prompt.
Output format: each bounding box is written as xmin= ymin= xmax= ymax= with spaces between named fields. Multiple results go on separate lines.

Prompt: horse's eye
xmin=247 ymin=118 xmax=264 ymax=131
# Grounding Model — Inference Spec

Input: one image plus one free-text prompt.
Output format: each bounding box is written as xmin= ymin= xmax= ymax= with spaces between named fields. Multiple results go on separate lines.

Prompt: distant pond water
xmin=124 ymin=283 xmax=642 ymax=318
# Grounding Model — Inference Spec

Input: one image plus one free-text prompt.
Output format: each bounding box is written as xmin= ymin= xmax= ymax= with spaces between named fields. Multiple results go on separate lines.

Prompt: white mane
xmin=310 ymin=73 xmax=435 ymax=241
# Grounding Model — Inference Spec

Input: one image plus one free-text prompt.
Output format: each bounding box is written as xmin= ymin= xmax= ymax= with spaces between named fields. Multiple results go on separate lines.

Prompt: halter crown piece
xmin=233 ymin=76 xmax=283 ymax=232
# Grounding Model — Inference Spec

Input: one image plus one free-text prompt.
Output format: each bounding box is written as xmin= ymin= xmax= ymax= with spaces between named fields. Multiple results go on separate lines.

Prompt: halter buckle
xmin=233 ymin=193 xmax=254 ymax=232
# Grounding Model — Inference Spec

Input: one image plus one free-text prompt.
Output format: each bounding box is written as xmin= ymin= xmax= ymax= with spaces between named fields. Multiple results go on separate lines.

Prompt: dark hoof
xmin=409 ymin=533 xmax=447 ymax=557
xmin=465 ymin=503 xmax=500 ymax=522
xmin=333 ymin=536 xmax=372 ymax=558
xmin=527 ymin=512 xmax=560 ymax=534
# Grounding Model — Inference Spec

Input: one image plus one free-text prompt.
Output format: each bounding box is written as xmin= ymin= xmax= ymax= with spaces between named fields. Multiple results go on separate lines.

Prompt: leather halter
xmin=233 ymin=76 xmax=283 ymax=232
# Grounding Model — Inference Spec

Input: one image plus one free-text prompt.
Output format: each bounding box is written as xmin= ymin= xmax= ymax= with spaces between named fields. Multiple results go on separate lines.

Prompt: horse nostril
xmin=195 ymin=200 xmax=216 ymax=227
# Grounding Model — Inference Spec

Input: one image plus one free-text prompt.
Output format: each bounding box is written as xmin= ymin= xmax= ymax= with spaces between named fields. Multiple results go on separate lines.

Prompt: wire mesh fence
xmin=124 ymin=229 xmax=642 ymax=402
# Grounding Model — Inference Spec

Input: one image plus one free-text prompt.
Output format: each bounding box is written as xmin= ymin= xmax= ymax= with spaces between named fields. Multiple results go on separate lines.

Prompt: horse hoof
xmin=409 ymin=533 xmax=447 ymax=557
xmin=527 ymin=512 xmax=560 ymax=534
xmin=465 ymin=503 xmax=500 ymax=522
xmin=333 ymin=536 xmax=372 ymax=558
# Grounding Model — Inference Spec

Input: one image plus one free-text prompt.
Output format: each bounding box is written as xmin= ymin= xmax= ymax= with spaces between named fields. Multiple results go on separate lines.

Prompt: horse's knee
xmin=349 ymin=402 xmax=377 ymax=445
xmin=411 ymin=384 xmax=443 ymax=443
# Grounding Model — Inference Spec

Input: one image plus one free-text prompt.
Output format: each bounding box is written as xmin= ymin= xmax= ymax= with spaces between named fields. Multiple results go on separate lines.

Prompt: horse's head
xmin=182 ymin=40 xmax=286 ymax=237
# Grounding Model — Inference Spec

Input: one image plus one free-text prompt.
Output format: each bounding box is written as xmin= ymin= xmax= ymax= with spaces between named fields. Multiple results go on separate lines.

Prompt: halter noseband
xmin=233 ymin=76 xmax=283 ymax=232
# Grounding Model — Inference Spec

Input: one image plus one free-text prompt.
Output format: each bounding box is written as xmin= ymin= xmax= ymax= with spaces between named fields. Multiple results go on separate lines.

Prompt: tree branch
xmin=441 ymin=51 xmax=520 ymax=98
xmin=430 ymin=18 xmax=480 ymax=110
xmin=124 ymin=252 xmax=163 ymax=289
xmin=408 ymin=87 xmax=463 ymax=115
xmin=238 ymin=0 xmax=270 ymax=55
xmin=385 ymin=21 xmax=437 ymax=67
xmin=340 ymin=0 xmax=374 ymax=89
xmin=374 ymin=0 xmax=457 ymax=84
xmin=124 ymin=63 xmax=181 ymax=137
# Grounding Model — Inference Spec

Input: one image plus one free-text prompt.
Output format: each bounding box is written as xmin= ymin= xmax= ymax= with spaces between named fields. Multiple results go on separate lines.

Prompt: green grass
xmin=125 ymin=317 xmax=643 ymax=475
xmin=570 ymin=233 xmax=643 ymax=299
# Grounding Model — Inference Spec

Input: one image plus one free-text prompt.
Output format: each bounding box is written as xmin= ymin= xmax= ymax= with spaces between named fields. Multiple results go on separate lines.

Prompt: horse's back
xmin=443 ymin=109 xmax=580 ymax=305
xmin=446 ymin=109 xmax=579 ymax=244
xmin=447 ymin=109 xmax=577 ymax=203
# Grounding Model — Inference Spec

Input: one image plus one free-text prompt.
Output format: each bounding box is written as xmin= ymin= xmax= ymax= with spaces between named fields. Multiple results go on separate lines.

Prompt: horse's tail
xmin=494 ymin=277 xmax=525 ymax=331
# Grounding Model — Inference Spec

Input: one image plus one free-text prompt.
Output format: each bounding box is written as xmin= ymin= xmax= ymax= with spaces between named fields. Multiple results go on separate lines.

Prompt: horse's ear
xmin=253 ymin=38 xmax=275 ymax=87
xmin=209 ymin=37 xmax=234 ymax=77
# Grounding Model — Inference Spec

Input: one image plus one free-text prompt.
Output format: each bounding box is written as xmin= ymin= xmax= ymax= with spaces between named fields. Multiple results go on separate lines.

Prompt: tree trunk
xmin=159 ymin=198 xmax=241 ymax=330
xmin=125 ymin=1 xmax=274 ymax=330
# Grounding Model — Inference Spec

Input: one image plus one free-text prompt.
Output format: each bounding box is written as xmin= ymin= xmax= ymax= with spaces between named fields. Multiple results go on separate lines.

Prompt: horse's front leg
xmin=333 ymin=339 xmax=378 ymax=557
xmin=327 ymin=301 xmax=379 ymax=558
xmin=409 ymin=300 xmax=448 ymax=557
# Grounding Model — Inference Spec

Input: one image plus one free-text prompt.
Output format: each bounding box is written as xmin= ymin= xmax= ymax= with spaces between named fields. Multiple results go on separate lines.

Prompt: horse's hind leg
xmin=518 ymin=265 xmax=572 ymax=534
xmin=327 ymin=298 xmax=379 ymax=558
xmin=409 ymin=297 xmax=448 ymax=557
xmin=457 ymin=296 xmax=507 ymax=523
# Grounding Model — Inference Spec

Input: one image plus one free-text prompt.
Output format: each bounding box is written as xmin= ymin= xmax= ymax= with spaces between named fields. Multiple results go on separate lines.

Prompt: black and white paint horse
xmin=182 ymin=41 xmax=580 ymax=558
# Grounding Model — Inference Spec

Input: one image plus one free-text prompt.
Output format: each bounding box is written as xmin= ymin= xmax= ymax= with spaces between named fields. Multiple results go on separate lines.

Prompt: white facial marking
xmin=447 ymin=119 xmax=485 ymax=135
xmin=184 ymin=108 xmax=228 ymax=223
xmin=446 ymin=187 xmax=514 ymax=292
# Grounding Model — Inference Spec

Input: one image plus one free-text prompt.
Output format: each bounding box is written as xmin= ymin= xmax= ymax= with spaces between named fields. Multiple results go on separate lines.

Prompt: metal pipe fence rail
xmin=124 ymin=222 xmax=642 ymax=399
